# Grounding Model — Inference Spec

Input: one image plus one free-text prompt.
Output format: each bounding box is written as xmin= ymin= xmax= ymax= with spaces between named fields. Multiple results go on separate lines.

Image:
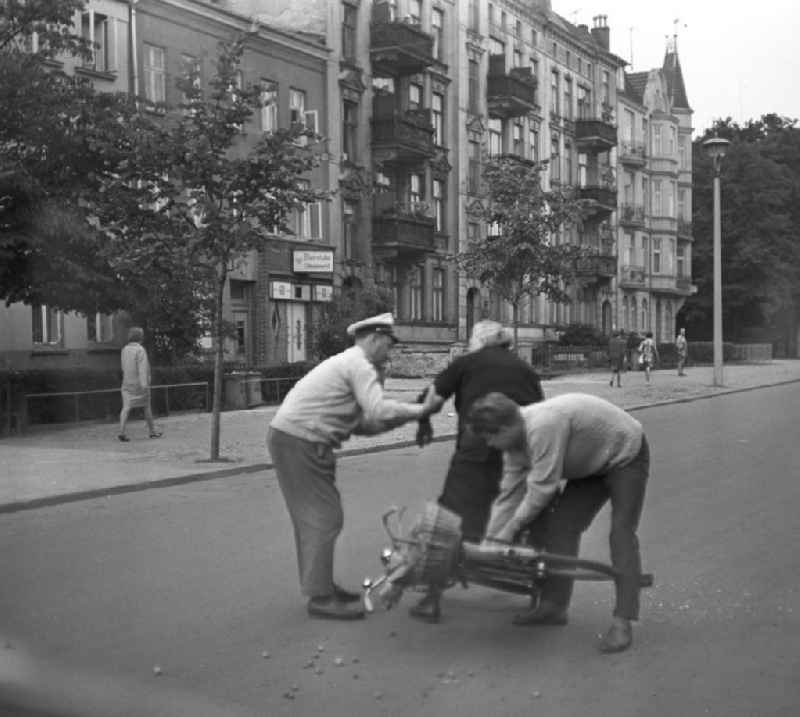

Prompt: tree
xmin=86 ymin=37 xmax=329 ymax=460
xmin=683 ymin=117 xmax=800 ymax=351
xmin=454 ymin=155 xmax=585 ymax=347
xmin=308 ymin=281 xmax=394 ymax=360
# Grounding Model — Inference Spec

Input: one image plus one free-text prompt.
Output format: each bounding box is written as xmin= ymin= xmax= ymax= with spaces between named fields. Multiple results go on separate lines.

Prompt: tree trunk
xmin=512 ymin=300 xmax=520 ymax=358
xmin=210 ymin=270 xmax=226 ymax=460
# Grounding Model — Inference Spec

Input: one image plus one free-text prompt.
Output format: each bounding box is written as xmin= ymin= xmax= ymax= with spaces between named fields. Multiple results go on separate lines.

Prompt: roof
xmin=623 ymin=72 xmax=648 ymax=104
xmin=662 ymin=51 xmax=691 ymax=110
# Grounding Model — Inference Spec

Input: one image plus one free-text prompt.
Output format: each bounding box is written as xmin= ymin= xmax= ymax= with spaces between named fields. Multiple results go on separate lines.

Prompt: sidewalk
xmin=2 ymin=361 xmax=800 ymax=513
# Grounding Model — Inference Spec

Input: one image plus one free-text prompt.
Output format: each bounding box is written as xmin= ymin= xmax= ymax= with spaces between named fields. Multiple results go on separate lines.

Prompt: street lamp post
xmin=703 ymin=135 xmax=730 ymax=387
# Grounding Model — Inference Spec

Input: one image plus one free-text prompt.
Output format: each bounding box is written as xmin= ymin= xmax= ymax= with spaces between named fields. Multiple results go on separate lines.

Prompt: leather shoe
xmin=307 ymin=596 xmax=365 ymax=620
xmin=409 ymin=593 xmax=441 ymax=623
xmin=332 ymin=583 xmax=361 ymax=603
xmin=597 ymin=621 xmax=632 ymax=653
xmin=512 ymin=601 xmax=568 ymax=626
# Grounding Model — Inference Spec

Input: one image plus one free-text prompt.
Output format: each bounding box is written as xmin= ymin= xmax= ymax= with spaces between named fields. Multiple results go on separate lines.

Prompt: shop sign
xmin=269 ymin=281 xmax=293 ymax=299
xmin=293 ymin=249 xmax=334 ymax=273
xmin=313 ymin=285 xmax=334 ymax=302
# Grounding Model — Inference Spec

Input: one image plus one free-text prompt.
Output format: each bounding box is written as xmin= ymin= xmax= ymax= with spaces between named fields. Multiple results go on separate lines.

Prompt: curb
xmin=2 ymin=377 xmax=799 ymax=515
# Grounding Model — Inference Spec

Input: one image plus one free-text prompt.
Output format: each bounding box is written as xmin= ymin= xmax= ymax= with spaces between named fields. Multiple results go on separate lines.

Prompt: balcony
xmin=371 ymin=107 xmax=434 ymax=164
xmin=579 ymin=185 xmax=617 ymax=216
xmin=620 ymin=265 xmax=647 ymax=288
xmin=372 ymin=204 xmax=435 ymax=258
xmin=370 ymin=20 xmax=435 ymax=77
xmin=649 ymin=216 xmax=678 ymax=233
xmin=676 ymin=276 xmax=694 ymax=293
xmin=619 ymin=204 xmax=646 ymax=227
xmin=575 ymin=253 xmax=617 ymax=282
xmin=487 ymin=56 xmax=538 ymax=119
xmin=619 ymin=141 xmax=647 ymax=166
xmin=575 ymin=117 xmax=617 ymax=152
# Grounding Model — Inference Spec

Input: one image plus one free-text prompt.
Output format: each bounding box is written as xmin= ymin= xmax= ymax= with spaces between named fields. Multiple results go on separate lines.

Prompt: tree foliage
xmin=84 ymin=37 xmax=330 ymax=458
xmin=454 ymin=155 xmax=585 ymax=345
xmin=682 ymin=115 xmax=800 ymax=349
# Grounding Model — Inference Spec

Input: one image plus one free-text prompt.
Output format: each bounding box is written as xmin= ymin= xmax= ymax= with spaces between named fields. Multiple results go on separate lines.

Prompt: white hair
xmin=468 ymin=320 xmax=513 ymax=352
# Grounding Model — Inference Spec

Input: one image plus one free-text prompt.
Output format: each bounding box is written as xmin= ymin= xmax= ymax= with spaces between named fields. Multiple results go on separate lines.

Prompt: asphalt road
xmin=1 ymin=385 xmax=799 ymax=716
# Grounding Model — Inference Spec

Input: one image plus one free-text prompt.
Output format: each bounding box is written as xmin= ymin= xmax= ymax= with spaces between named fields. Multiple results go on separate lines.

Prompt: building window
xmin=86 ymin=313 xmax=114 ymax=343
xmin=410 ymin=266 xmax=423 ymax=320
xmin=468 ymin=222 xmax=479 ymax=244
xmin=677 ymin=245 xmax=686 ymax=277
xmin=432 ymin=179 xmax=444 ymax=232
xmin=513 ymin=48 xmax=522 ymax=67
xmin=669 ymin=126 xmax=677 ymax=155
xmin=530 ymin=56 xmax=539 ymax=104
xmin=513 ymin=121 xmax=523 ymax=156
xmin=468 ymin=140 xmax=481 ymax=194
xmin=32 ymin=304 xmax=62 ymax=346
xmin=432 ymin=7 xmax=444 ymax=60
xmin=343 ymin=202 xmax=356 ymax=260
xmin=550 ymin=133 xmax=560 ymax=182
xmin=81 ymin=10 xmax=117 ymax=72
xmin=409 ymin=0 xmax=421 ymax=24
xmin=468 ymin=0 xmax=479 ymax=31
xmin=653 ymin=238 xmax=662 ymax=273
xmin=550 ymin=70 xmax=559 ymax=115
xmin=652 ymin=125 xmax=661 ymax=156
xmin=342 ymin=3 xmax=357 ymax=61
xmin=564 ymin=141 xmax=573 ymax=184
xmin=653 ymin=180 xmax=662 ymax=215
xmin=289 ymin=88 xmax=306 ymax=125
xmin=489 ymin=37 xmax=505 ymax=56
xmin=488 ymin=118 xmax=502 ymax=157
xmin=409 ymin=172 xmax=423 ymax=206
xmin=577 ymin=85 xmax=590 ymax=119
xmin=408 ymin=82 xmax=422 ymax=110
xmin=678 ymin=188 xmax=687 ymax=220
xmin=563 ymin=76 xmax=573 ymax=119
xmin=468 ymin=59 xmax=480 ymax=114
xmin=342 ymin=99 xmax=358 ymax=161
xmin=432 ymin=92 xmax=444 ymax=145
xmin=528 ymin=124 xmax=539 ymax=162
xmin=260 ymin=79 xmax=278 ymax=133
xmin=679 ymin=135 xmax=687 ymax=168
xmin=143 ymin=43 xmax=165 ymax=104
xmin=601 ymin=69 xmax=610 ymax=104
xmin=292 ymin=182 xmax=323 ymax=240
xmin=432 ymin=268 xmax=444 ymax=321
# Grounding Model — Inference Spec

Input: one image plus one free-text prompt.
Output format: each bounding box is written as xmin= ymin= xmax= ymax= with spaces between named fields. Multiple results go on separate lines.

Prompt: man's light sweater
xmin=485 ymin=393 xmax=644 ymax=540
xmin=270 ymin=345 xmax=424 ymax=448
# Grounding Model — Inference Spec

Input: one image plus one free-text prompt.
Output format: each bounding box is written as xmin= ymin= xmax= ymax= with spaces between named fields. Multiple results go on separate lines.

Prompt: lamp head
xmin=703 ymin=135 xmax=731 ymax=161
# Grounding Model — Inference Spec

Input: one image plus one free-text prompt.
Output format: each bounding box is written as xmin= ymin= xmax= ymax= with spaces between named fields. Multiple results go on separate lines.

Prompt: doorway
xmin=286 ymin=303 xmax=307 ymax=363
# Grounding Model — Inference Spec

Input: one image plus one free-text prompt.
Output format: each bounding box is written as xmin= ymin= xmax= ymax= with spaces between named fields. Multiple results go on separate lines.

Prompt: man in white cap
xmin=268 ymin=313 xmax=439 ymax=620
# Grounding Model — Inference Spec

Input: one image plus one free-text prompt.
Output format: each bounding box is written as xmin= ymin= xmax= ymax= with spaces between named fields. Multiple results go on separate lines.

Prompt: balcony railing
xmin=676 ymin=276 xmax=693 ymax=292
xmin=370 ymin=20 xmax=435 ymax=77
xmin=575 ymin=117 xmax=617 ymax=151
xmin=372 ymin=205 xmax=435 ymax=256
xmin=371 ymin=108 xmax=434 ymax=163
xmin=620 ymin=204 xmax=646 ymax=226
xmin=576 ymin=253 xmax=617 ymax=279
xmin=619 ymin=141 xmax=647 ymax=165
xmin=620 ymin=265 xmax=647 ymax=287
xmin=579 ymin=185 xmax=617 ymax=214
xmin=487 ymin=58 xmax=537 ymax=119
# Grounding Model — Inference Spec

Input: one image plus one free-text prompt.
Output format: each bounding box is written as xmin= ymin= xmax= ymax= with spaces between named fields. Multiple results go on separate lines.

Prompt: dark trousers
xmin=267 ymin=427 xmax=341 ymax=598
xmin=527 ymin=436 xmax=650 ymax=620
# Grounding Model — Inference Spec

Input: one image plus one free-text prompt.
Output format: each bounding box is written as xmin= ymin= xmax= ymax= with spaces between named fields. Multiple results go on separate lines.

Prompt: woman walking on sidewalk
xmin=118 ymin=327 xmax=161 ymax=442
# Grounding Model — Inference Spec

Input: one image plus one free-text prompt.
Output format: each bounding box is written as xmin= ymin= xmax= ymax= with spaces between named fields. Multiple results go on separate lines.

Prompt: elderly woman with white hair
xmin=411 ymin=319 xmax=544 ymax=621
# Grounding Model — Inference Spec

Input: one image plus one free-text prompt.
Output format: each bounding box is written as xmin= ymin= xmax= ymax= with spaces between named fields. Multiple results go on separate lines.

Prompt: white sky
xmin=553 ymin=0 xmax=800 ymax=136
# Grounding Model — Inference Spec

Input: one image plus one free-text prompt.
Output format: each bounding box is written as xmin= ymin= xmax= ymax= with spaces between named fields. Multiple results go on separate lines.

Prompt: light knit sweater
xmin=270 ymin=345 xmax=425 ymax=448
xmin=485 ymin=393 xmax=644 ymax=540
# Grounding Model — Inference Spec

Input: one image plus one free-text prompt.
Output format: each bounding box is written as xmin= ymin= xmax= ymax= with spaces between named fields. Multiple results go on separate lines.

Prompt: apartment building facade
xmin=617 ymin=43 xmax=694 ymax=343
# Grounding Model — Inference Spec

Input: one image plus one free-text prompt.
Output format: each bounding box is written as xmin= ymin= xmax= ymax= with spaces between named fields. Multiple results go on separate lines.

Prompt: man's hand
xmin=416 ymin=419 xmax=434 ymax=448
xmin=419 ymin=386 xmax=445 ymax=418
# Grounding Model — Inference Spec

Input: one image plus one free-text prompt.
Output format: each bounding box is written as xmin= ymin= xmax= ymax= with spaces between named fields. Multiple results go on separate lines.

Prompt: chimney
xmin=577 ymin=24 xmax=589 ymax=34
xmin=591 ymin=14 xmax=610 ymax=51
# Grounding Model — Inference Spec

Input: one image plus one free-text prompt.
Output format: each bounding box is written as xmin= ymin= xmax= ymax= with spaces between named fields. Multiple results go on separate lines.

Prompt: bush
xmin=558 ymin=323 xmax=608 ymax=346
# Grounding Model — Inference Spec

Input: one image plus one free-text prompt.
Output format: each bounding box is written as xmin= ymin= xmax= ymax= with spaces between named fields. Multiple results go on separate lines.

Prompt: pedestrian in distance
xmin=608 ymin=330 xmax=627 ymax=388
xmin=467 ymin=391 xmax=650 ymax=653
xmin=118 ymin=327 xmax=161 ymax=442
xmin=267 ymin=313 xmax=440 ymax=621
xmin=637 ymin=331 xmax=659 ymax=383
xmin=410 ymin=319 xmax=545 ymax=622
xmin=675 ymin=327 xmax=688 ymax=376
